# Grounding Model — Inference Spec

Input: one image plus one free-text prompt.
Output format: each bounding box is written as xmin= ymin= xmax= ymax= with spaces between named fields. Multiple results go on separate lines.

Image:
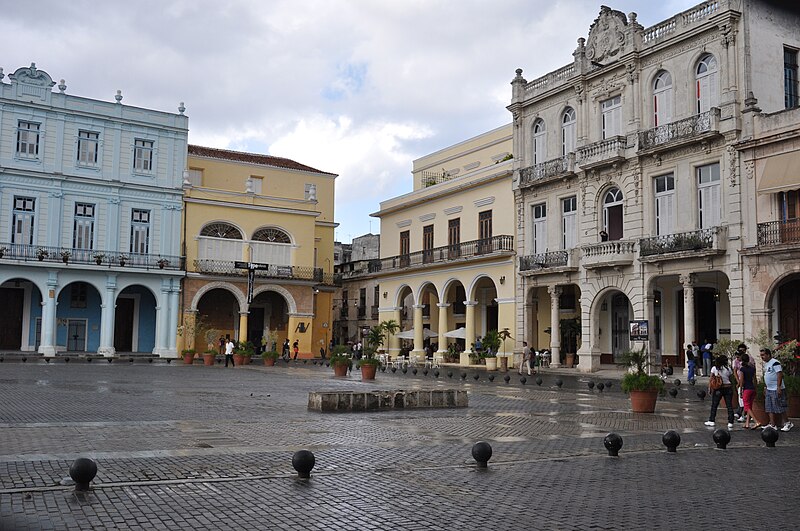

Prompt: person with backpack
xmin=704 ymin=355 xmax=735 ymax=429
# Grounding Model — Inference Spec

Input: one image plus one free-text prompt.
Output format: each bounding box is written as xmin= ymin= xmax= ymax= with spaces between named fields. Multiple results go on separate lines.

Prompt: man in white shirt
xmin=225 ymin=339 xmax=235 ymax=367
xmin=519 ymin=342 xmax=532 ymax=376
xmin=760 ymin=348 xmax=792 ymax=431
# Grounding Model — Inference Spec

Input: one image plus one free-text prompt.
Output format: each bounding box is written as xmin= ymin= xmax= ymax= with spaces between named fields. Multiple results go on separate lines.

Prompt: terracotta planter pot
xmin=183 ymin=353 xmax=194 ymax=365
xmin=629 ymin=389 xmax=659 ymax=413
xmin=263 ymin=357 xmax=276 ymax=366
xmin=233 ymin=354 xmax=244 ymax=366
xmin=203 ymin=354 xmax=215 ymax=366
xmin=361 ymin=363 xmax=378 ymax=380
xmin=333 ymin=362 xmax=349 ymax=377
xmin=750 ymin=396 xmax=769 ymax=425
xmin=789 ymin=394 xmax=800 ymax=419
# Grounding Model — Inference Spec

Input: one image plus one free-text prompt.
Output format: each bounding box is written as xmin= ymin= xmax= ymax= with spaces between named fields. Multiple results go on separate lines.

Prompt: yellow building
xmin=372 ymin=125 xmax=516 ymax=365
xmin=179 ymin=145 xmax=337 ymax=357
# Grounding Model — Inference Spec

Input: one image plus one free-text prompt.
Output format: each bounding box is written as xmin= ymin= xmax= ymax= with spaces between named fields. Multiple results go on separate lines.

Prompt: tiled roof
xmin=188 ymin=144 xmax=335 ymax=176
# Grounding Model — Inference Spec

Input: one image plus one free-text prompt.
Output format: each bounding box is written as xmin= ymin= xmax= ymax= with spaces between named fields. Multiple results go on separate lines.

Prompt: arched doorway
xmin=248 ymin=290 xmax=289 ymax=351
xmin=775 ymin=276 xmax=800 ymax=341
xmin=114 ymin=285 xmax=157 ymax=353
xmin=603 ymin=187 xmax=624 ymax=240
xmin=195 ymin=288 xmax=241 ymax=348
xmin=595 ymin=289 xmax=632 ymax=364
xmin=418 ymin=283 xmax=440 ymax=349
xmin=0 ymin=278 xmax=42 ymax=351
xmin=442 ymin=280 xmax=467 ymax=351
xmin=57 ymin=281 xmax=102 ymax=352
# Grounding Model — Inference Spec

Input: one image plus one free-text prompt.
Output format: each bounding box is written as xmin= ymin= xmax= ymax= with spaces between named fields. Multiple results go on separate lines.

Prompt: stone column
xmin=548 ymin=286 xmax=562 ymax=368
xmin=98 ymin=274 xmax=118 ymax=357
xmin=643 ymin=290 xmax=656 ymax=370
xmin=238 ymin=311 xmax=249 ymax=343
xmin=388 ymin=307 xmax=402 ymax=357
xmin=167 ymin=286 xmax=180 ymax=355
xmin=436 ymin=303 xmax=449 ymax=354
xmin=463 ymin=301 xmax=478 ymax=365
xmin=411 ymin=304 xmax=424 ymax=362
xmin=38 ymin=272 xmax=60 ymax=357
xmin=680 ymin=273 xmax=696 ymax=375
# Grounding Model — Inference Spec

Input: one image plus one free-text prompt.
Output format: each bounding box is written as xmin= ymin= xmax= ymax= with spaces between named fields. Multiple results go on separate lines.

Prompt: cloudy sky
xmin=1 ymin=0 xmax=699 ymax=243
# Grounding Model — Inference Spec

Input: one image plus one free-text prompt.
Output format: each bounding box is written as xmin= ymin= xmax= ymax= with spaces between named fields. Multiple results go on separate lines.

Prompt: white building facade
xmin=509 ymin=1 xmax=800 ymax=371
xmin=0 ymin=64 xmax=187 ymax=357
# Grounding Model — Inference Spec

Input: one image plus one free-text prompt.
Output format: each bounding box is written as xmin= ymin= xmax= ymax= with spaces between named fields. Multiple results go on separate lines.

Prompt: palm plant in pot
xmin=620 ymin=346 xmax=664 ymax=413
xmin=261 ymin=350 xmax=279 ymax=366
xmin=362 ymin=324 xmax=388 ymax=380
xmin=329 ymin=345 xmax=351 ymax=377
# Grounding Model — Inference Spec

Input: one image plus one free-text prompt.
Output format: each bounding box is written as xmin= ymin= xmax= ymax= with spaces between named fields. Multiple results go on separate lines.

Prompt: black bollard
xmin=605 ymin=381 xmax=613 ymax=389
xmin=64 ymin=357 xmax=70 ymax=363
xmin=434 ymin=370 xmax=440 ymax=378
xmin=604 ymin=433 xmax=623 ymax=457
xmin=401 ymin=367 xmax=407 ymax=374
xmin=292 ymin=450 xmax=315 ymax=479
xmin=87 ymin=357 xmax=92 ymax=363
xmin=535 ymin=377 xmax=543 ymax=386
xmin=148 ymin=357 xmax=153 ymax=363
xmin=22 ymin=357 xmax=27 ymax=363
xmin=109 ymin=358 xmax=114 ymax=364
xmin=668 ymin=388 xmax=678 ymax=398
xmin=662 ymin=430 xmax=681 ymax=452
xmin=488 ymin=374 xmax=495 ymax=382
xmin=555 ymin=379 xmax=563 ymax=388
xmin=503 ymin=375 xmax=510 ymax=384
xmin=712 ymin=428 xmax=731 ymax=449
xmin=471 ymin=442 xmax=492 ymax=469
xmin=473 ymin=373 xmax=479 ymax=381
xmin=128 ymin=357 xmax=134 ymax=363
xmin=412 ymin=368 xmax=418 ymax=375
xmin=520 ymin=376 xmax=527 ymax=385
xmin=761 ymin=426 xmax=779 ymax=448
xmin=673 ymin=379 xmax=681 ymax=387
xmin=447 ymin=371 xmax=453 ymax=379
xmin=391 ymin=366 xmax=397 ymax=373
xmin=460 ymin=372 xmax=467 ymax=380
xmin=587 ymin=381 xmax=595 ymax=390
xmin=422 ymin=369 xmax=428 ymax=376
xmin=45 ymin=358 xmax=50 ymax=364
xmin=69 ymin=458 xmax=97 ymax=492
xmin=597 ymin=382 xmax=605 ymax=392
xmin=697 ymin=389 xmax=707 ymax=400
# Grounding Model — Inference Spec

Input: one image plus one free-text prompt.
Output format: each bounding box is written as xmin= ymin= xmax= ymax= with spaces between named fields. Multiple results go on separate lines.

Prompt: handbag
xmin=709 ymin=373 xmax=723 ymax=390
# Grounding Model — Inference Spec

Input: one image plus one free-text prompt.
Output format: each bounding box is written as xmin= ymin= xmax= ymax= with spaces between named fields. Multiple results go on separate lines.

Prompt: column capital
xmin=679 ymin=273 xmax=696 ymax=286
xmin=464 ymin=301 xmax=479 ymax=307
xmin=547 ymin=285 xmax=563 ymax=296
xmin=412 ymin=304 xmax=425 ymax=310
xmin=437 ymin=303 xmax=450 ymax=308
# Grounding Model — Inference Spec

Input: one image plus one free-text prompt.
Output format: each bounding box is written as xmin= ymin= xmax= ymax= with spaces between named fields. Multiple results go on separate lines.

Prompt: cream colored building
xmin=179 ymin=145 xmax=337 ymax=357
xmin=508 ymin=1 xmax=800 ymax=372
xmin=372 ymin=125 xmax=516 ymax=364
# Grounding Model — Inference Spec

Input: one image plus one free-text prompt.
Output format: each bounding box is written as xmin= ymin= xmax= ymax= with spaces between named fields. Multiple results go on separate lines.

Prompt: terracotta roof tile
xmin=188 ymin=144 xmax=335 ymax=176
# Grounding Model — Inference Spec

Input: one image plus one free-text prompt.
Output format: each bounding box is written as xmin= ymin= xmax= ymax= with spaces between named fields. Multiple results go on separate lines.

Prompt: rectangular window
xmin=601 ymin=96 xmax=622 ymax=139
xmin=186 ymin=168 xmax=203 ymax=187
xmin=16 ymin=121 xmax=40 ymax=159
xmin=130 ymin=209 xmax=150 ymax=254
xmin=422 ymin=225 xmax=434 ymax=263
xmin=250 ymin=176 xmax=263 ymax=194
xmin=562 ymin=196 xmax=577 ymax=250
xmin=478 ymin=210 xmax=492 ymax=254
xmin=697 ymin=163 xmax=721 ymax=229
xmin=73 ymin=203 xmax=95 ymax=250
xmin=77 ymin=131 xmax=99 ymax=166
xmin=448 ymin=218 xmax=461 ymax=258
xmin=654 ymin=174 xmax=675 ymax=236
xmin=399 ymin=230 xmax=410 ymax=267
xmin=778 ymin=190 xmax=799 ymax=221
xmin=358 ymin=288 xmax=367 ymax=318
xmin=12 ymin=196 xmax=36 ymax=245
xmin=532 ymin=203 xmax=547 ymax=254
xmin=133 ymin=139 xmax=154 ymax=172
xmin=373 ymin=286 xmax=380 ymax=318
xmin=70 ymin=283 xmax=87 ymax=309
xmin=785 ymin=47 xmax=799 ymax=109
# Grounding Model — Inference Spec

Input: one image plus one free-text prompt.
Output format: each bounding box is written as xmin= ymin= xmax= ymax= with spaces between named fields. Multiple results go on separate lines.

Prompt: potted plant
xmin=620 ymin=346 xmax=664 ymax=413
xmin=482 ymin=329 xmax=502 ymax=370
xmin=202 ymin=349 xmax=216 ymax=366
xmin=118 ymin=254 xmax=128 ymax=267
xmin=93 ymin=252 xmax=105 ymax=265
xmin=37 ymin=248 xmax=48 ymax=261
xmin=156 ymin=258 xmax=169 ymax=269
xmin=181 ymin=349 xmax=196 ymax=365
xmin=560 ymin=317 xmax=581 ymax=368
xmin=329 ymin=345 xmax=351 ymax=377
xmin=235 ymin=341 xmax=255 ymax=365
xmin=262 ymin=350 xmax=279 ymax=366
xmin=362 ymin=324 xmax=388 ymax=380
xmin=60 ymin=250 xmax=71 ymax=264
xmin=0 ymin=246 xmax=7 ymax=258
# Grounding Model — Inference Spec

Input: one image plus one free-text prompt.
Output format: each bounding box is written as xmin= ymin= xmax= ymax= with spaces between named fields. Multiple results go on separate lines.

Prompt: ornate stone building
xmin=509 ymin=1 xmax=800 ymax=371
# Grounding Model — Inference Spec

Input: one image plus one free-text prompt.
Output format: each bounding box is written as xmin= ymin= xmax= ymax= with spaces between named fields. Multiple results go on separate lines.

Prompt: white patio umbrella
xmin=444 ymin=328 xmax=467 ymax=339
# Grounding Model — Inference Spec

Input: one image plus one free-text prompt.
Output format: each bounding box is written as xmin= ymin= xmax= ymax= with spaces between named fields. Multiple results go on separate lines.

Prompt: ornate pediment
xmin=8 ymin=63 xmax=56 ymax=102
xmin=585 ymin=6 xmax=630 ymax=65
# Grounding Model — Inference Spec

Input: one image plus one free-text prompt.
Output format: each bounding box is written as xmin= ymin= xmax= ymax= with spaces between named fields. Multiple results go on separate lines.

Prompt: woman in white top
xmin=704 ymin=355 xmax=735 ymax=429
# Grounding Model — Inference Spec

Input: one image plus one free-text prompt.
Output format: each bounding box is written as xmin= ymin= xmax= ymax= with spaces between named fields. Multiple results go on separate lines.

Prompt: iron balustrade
xmin=637 ymin=110 xmax=717 ymax=152
xmin=757 ymin=219 xmax=800 ymax=247
xmin=0 ymin=243 xmax=183 ymax=270
xmin=519 ymin=251 xmax=569 ymax=271
xmin=519 ymin=155 xmax=575 ymax=187
xmin=380 ymin=235 xmax=514 ymax=271
xmin=193 ymin=260 xmax=337 ymax=285
xmin=639 ymin=228 xmax=716 ymax=257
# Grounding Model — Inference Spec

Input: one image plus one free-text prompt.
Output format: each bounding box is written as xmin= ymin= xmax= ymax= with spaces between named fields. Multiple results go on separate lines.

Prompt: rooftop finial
xmin=178 ymin=102 xmax=185 ymax=115
xmin=58 ymin=79 xmax=67 ymax=93
xmin=115 ymin=89 xmax=123 ymax=103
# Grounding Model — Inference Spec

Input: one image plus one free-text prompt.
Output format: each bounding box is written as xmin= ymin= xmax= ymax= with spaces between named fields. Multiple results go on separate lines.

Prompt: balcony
xmin=339 ymin=306 xmax=349 ymax=320
xmin=371 ymin=305 xmax=379 ymax=319
xmin=581 ymin=240 xmax=636 ymax=269
xmin=338 ymin=259 xmax=382 ymax=279
xmin=576 ymin=136 xmax=627 ymax=170
xmin=637 ymin=109 xmax=721 ymax=155
xmin=380 ymin=235 xmax=514 ymax=272
xmin=639 ymin=227 xmax=727 ymax=262
xmin=518 ymin=154 xmax=576 ymax=189
xmin=756 ymin=219 xmax=800 ymax=248
xmin=519 ymin=249 xmax=579 ymax=275
xmin=0 ymin=243 xmax=183 ymax=271
xmin=193 ymin=260 xmax=339 ymax=286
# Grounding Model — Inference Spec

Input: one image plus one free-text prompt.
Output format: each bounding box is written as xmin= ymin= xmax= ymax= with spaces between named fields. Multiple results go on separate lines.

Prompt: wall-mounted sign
xmin=629 ymin=320 xmax=649 ymax=341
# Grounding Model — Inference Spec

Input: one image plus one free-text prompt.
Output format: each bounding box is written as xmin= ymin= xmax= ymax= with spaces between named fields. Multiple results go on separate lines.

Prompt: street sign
xmin=234 ymin=261 xmax=271 ymax=271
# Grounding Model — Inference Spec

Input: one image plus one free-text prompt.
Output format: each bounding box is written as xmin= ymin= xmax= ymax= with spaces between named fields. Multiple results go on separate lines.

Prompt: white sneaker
xmin=781 ymin=422 xmax=794 ymax=432
xmin=704 ymin=421 xmax=715 ymax=426
xmin=727 ymin=423 xmax=734 ymax=429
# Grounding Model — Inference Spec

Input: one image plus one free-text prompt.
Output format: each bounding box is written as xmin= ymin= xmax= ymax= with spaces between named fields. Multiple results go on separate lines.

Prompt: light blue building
xmin=0 ymin=63 xmax=187 ymax=357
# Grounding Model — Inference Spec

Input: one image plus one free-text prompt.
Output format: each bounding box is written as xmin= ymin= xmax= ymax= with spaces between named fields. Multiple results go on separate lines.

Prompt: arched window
xmin=252 ymin=227 xmax=291 ymax=244
xmin=603 ymin=187 xmax=624 ymax=241
xmin=561 ymin=108 xmax=576 ymax=156
xmin=653 ymin=71 xmax=673 ymax=126
xmin=695 ymin=54 xmax=718 ymax=114
xmin=533 ymin=119 xmax=546 ymax=164
xmin=199 ymin=222 xmax=243 ymax=239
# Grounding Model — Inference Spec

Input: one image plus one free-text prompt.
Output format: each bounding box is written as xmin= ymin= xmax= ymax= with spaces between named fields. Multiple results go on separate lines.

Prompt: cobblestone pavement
xmin=0 ymin=360 xmax=797 ymax=530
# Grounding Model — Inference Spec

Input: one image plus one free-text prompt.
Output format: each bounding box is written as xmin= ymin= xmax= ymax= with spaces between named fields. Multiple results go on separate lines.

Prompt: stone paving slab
xmin=0 ymin=363 xmax=797 ymax=530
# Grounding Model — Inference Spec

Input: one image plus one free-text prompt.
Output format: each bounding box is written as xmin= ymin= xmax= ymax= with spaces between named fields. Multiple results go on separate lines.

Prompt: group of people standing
xmin=704 ymin=343 xmax=793 ymax=432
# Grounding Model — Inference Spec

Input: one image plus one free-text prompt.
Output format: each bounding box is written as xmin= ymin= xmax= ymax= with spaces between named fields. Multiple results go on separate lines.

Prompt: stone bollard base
xmin=308 ymin=389 xmax=468 ymax=412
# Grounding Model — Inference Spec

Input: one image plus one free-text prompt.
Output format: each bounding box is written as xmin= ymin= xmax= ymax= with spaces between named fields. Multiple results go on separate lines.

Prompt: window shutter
xmin=662 ymin=88 xmax=673 ymax=124
xmin=656 ymin=192 xmax=675 ymax=236
xmin=563 ymin=213 xmax=575 ymax=249
xmin=709 ymin=71 xmax=719 ymax=109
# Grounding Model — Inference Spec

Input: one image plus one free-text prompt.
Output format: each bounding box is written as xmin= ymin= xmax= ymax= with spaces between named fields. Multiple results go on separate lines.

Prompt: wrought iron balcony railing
xmin=519 ymin=154 xmax=575 ymax=188
xmin=193 ymin=260 xmax=339 ymax=285
xmin=639 ymin=228 xmax=718 ymax=257
xmin=0 ymin=243 xmax=183 ymax=271
xmin=519 ymin=250 xmax=569 ymax=272
xmin=757 ymin=219 xmax=800 ymax=247
xmin=380 ymin=235 xmax=514 ymax=271
xmin=637 ymin=109 xmax=720 ymax=153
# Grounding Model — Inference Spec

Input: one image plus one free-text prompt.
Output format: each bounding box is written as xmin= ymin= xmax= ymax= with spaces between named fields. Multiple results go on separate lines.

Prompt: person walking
xmin=224 ymin=339 xmax=235 ymax=367
xmin=292 ymin=340 xmax=299 ymax=360
xmin=704 ymin=355 xmax=735 ymax=429
xmin=701 ymin=339 xmax=713 ymax=377
xmin=218 ymin=336 xmax=226 ymax=357
xmin=282 ymin=339 xmax=290 ymax=361
xmin=737 ymin=353 xmax=758 ymax=429
xmin=759 ymin=348 xmax=793 ymax=432
xmin=685 ymin=343 xmax=697 ymax=383
xmin=519 ymin=342 xmax=532 ymax=376
xmin=732 ymin=344 xmax=746 ymax=420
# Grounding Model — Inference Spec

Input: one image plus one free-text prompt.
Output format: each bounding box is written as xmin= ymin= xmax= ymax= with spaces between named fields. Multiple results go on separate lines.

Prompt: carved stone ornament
xmin=585 ymin=6 xmax=629 ymax=65
xmin=727 ymin=145 xmax=737 ymax=187
xmin=9 ymin=63 xmax=56 ymax=89
xmin=744 ymin=160 xmax=754 ymax=180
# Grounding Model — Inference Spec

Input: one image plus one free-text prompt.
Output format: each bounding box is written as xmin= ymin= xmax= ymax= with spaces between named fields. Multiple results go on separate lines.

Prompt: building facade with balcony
xmin=180 ymin=145 xmax=337 ymax=357
xmin=0 ymin=63 xmax=187 ymax=356
xmin=371 ymin=125 xmax=516 ymax=364
xmin=508 ymin=1 xmax=800 ymax=372
xmin=332 ymin=233 xmax=381 ymax=346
